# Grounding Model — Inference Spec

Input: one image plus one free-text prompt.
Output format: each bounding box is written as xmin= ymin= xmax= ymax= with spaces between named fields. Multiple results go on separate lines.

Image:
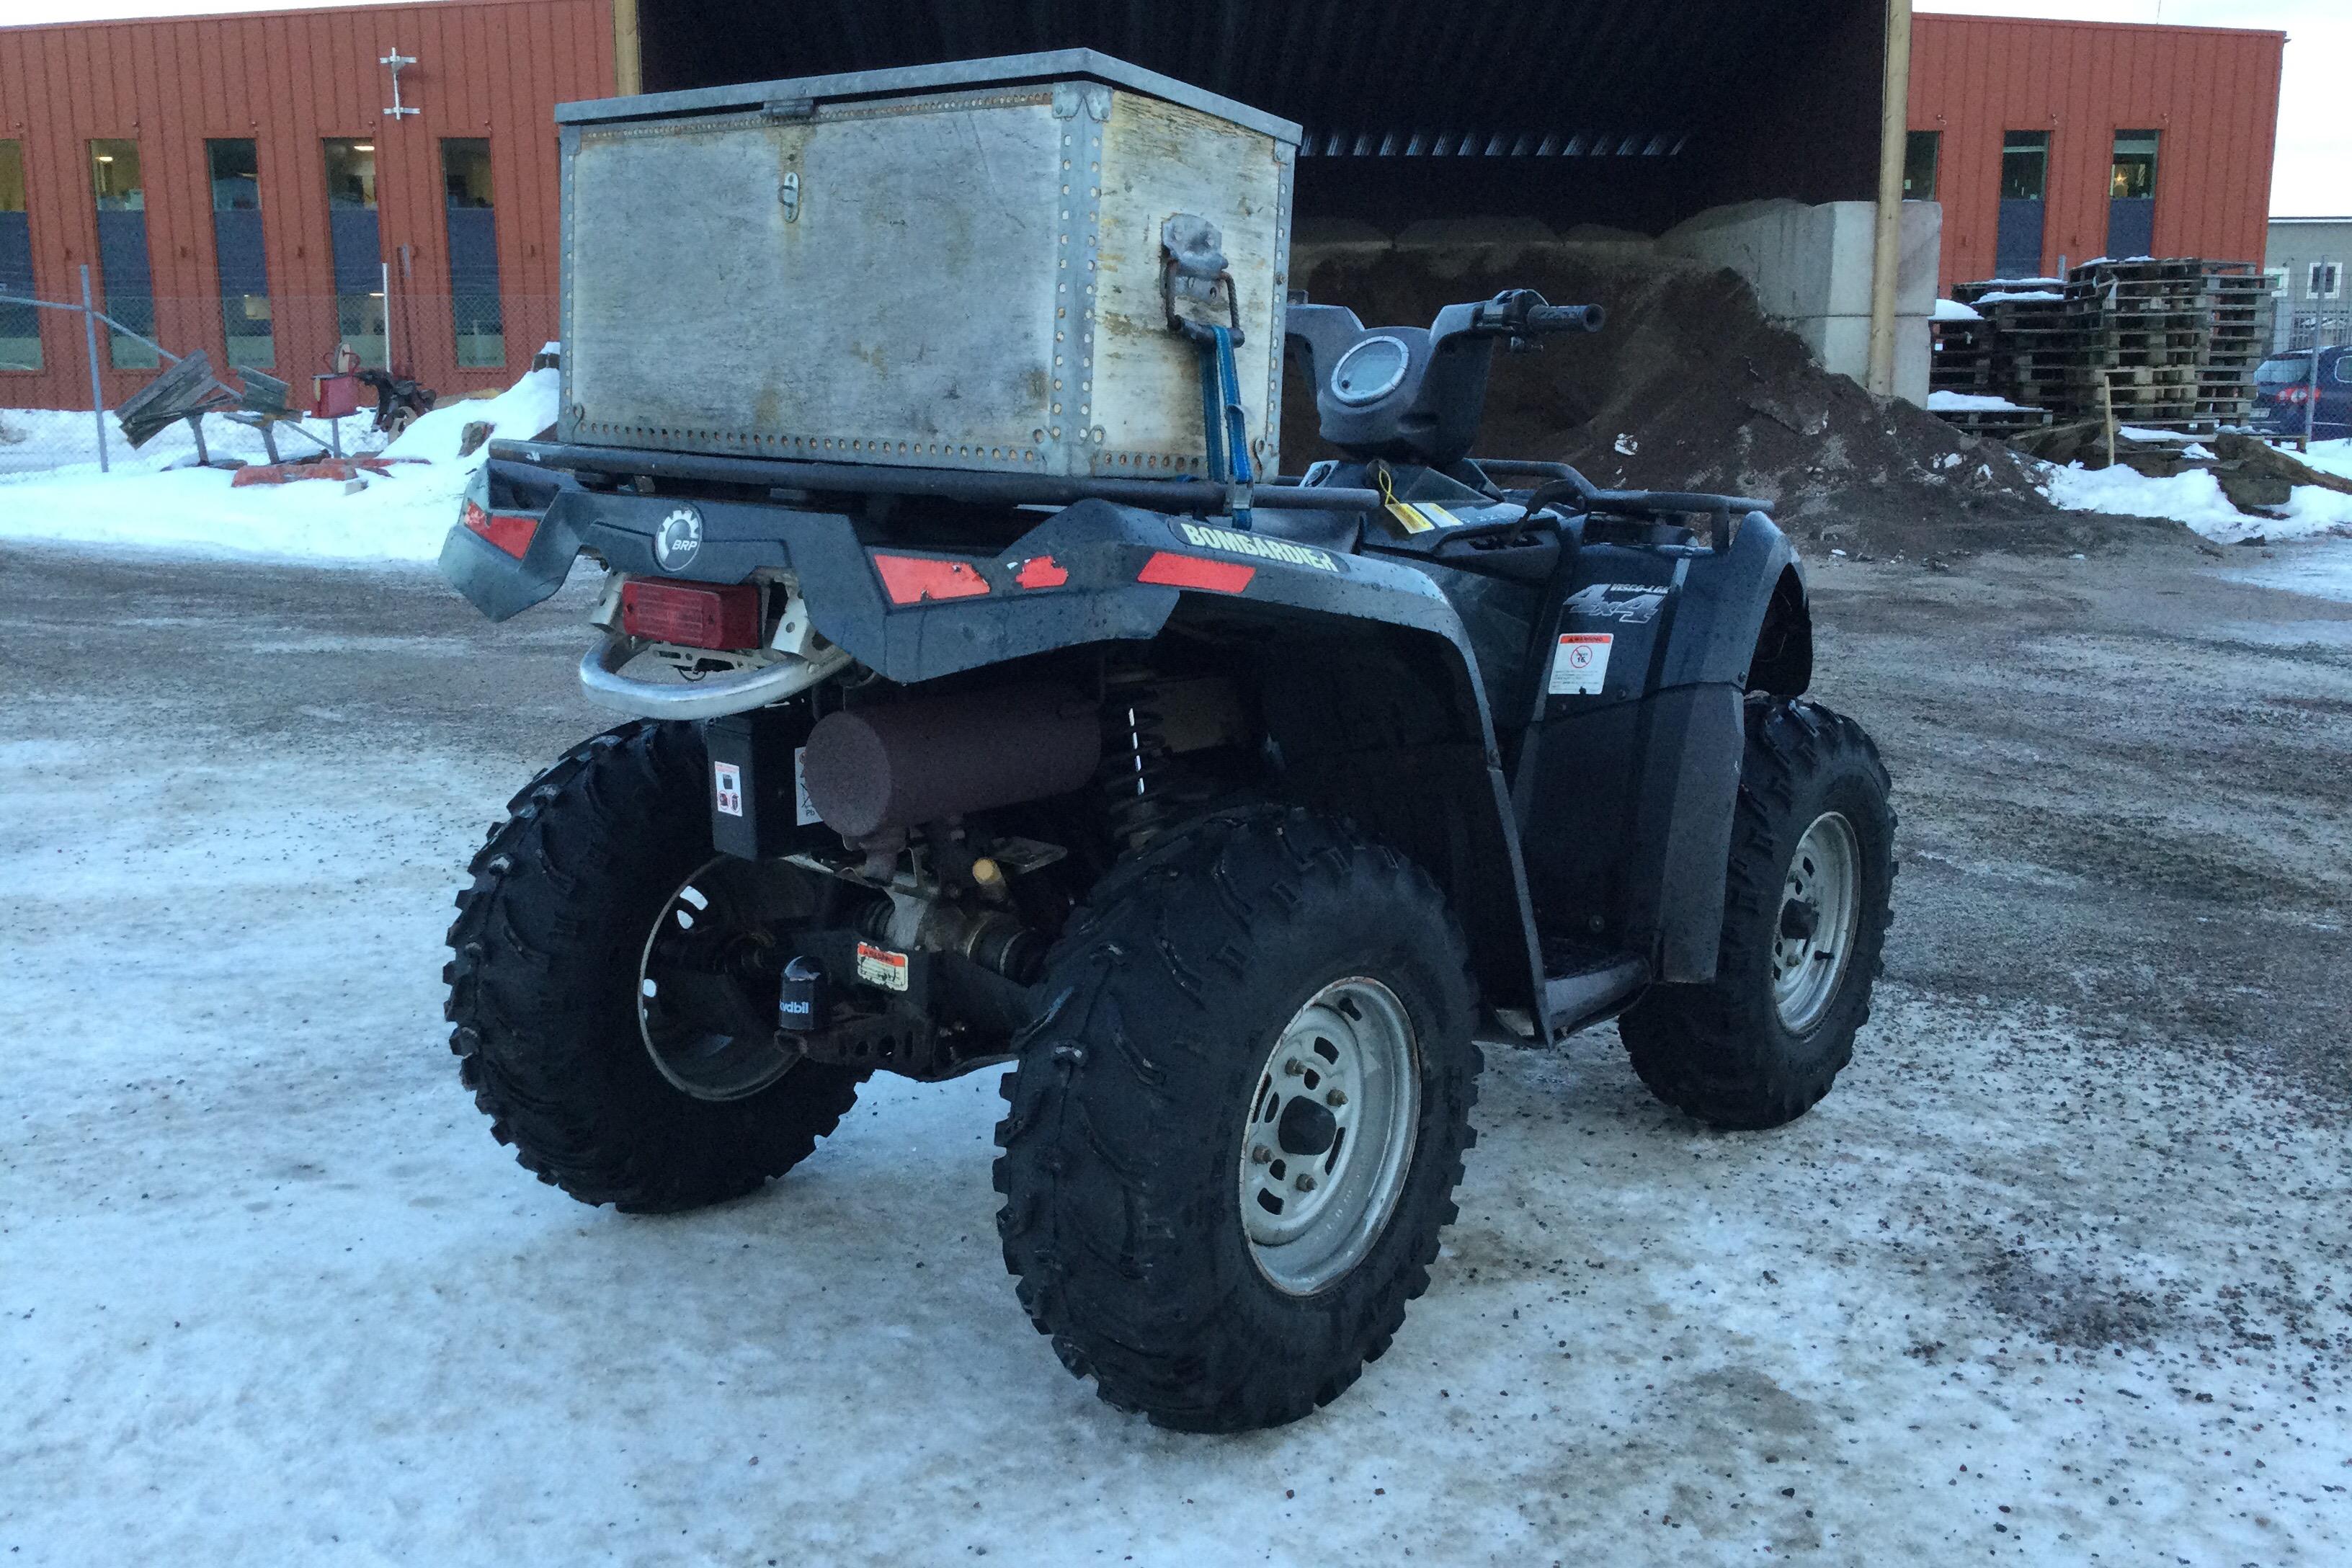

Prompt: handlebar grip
xmin=1524 ymin=303 xmax=1606 ymax=334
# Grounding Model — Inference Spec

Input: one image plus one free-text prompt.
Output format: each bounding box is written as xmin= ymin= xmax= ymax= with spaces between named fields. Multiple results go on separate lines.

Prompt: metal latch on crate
xmin=1162 ymin=214 xmax=1242 ymax=338
xmin=1162 ymin=215 xmax=1254 ymax=527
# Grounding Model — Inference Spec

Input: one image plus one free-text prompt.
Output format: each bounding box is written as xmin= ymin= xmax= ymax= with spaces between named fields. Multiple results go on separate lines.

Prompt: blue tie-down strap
xmin=1193 ymin=324 xmax=1255 ymax=529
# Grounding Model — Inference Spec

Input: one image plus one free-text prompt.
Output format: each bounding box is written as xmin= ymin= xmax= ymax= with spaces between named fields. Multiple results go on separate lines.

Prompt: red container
xmin=312 ymin=373 xmax=362 ymax=419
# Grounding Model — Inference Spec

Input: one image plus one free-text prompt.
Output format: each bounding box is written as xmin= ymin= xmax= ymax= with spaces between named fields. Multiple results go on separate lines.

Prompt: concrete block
xmin=1661 ymin=198 xmax=1941 ymax=320
xmin=1786 ymin=313 xmax=1933 ymax=407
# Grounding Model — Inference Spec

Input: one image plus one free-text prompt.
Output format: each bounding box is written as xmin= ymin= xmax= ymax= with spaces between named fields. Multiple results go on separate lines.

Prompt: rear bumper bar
xmin=577 ymin=634 xmax=853 ymax=720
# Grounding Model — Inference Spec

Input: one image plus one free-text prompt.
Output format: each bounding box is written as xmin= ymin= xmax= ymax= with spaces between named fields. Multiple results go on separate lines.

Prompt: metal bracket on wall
xmin=380 ymin=50 xmax=420 ymax=119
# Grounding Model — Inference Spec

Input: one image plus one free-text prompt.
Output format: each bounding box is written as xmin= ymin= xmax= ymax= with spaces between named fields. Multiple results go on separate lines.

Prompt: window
xmin=207 ymin=140 xmax=272 ymax=369
xmin=89 ymin=139 xmax=157 ymax=368
xmin=324 ymin=138 xmax=386 ymax=368
xmin=442 ymin=139 xmax=503 ymax=368
xmin=1903 ymin=130 xmax=1939 ymax=200
xmin=0 ymin=139 xmax=35 ymax=370
xmin=2000 ymin=130 xmax=2049 ymax=201
xmin=2265 ymin=267 xmax=2289 ymax=298
xmin=2109 ymin=130 xmax=2159 ymax=200
xmin=2313 ymin=261 xmax=2343 ymax=301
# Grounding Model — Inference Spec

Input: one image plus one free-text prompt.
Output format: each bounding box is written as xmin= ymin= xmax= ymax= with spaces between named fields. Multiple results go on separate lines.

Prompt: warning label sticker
xmin=855 ymin=942 xmax=910 ymax=992
xmin=713 ymin=760 xmax=744 ymax=817
xmin=1549 ymin=632 xmax=1614 ymax=696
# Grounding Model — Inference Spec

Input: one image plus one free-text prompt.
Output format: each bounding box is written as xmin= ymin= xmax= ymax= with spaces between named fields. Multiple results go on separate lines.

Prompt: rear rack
xmin=490 ymin=440 xmax=1386 ymax=517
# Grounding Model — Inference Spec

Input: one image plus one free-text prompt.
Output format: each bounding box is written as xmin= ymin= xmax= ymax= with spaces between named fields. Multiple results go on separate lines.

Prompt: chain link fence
xmin=0 ymin=279 xmax=557 ymax=481
xmin=2269 ymin=297 xmax=2352 ymax=355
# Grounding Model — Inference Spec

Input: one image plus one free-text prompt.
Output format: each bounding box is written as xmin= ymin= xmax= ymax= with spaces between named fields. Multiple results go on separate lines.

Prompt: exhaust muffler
xmin=799 ymin=682 xmax=1101 ymax=838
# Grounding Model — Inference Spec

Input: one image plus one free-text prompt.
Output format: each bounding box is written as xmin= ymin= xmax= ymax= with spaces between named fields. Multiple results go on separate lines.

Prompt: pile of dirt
xmin=1280 ymin=241 xmax=2150 ymax=558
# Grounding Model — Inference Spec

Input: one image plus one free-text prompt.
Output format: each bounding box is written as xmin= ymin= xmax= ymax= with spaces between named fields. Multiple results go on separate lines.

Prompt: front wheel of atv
xmin=443 ymin=721 xmax=864 ymax=1212
xmin=993 ymin=807 xmax=1482 ymax=1432
xmin=1618 ymin=697 xmax=1896 ymax=1130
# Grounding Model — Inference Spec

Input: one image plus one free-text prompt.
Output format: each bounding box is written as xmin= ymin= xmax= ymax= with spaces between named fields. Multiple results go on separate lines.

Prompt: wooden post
xmin=612 ymin=0 xmax=642 ymax=97
xmin=1866 ymin=0 xmax=1915 ymax=398
xmin=2100 ymin=369 xmax=2116 ymax=470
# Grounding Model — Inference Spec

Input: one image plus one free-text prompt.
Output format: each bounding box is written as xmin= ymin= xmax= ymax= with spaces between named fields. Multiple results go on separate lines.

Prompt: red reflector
xmin=621 ymin=579 xmax=762 ymax=650
xmin=462 ymin=499 xmax=538 ymax=559
xmin=1014 ymin=554 xmax=1071 ymax=589
xmin=1137 ymin=551 xmax=1255 ymax=594
xmin=873 ymin=553 xmax=992 ymax=605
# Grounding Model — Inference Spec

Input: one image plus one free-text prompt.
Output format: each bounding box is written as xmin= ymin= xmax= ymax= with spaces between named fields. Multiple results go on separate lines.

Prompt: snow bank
xmin=2298 ymin=437 xmax=2352 ymax=483
xmin=0 ymin=404 xmax=375 ymax=480
xmin=2041 ymin=458 xmax=2352 ymax=543
xmin=382 ymin=365 xmax=559 ymax=465
xmin=1932 ymin=298 xmax=1984 ymax=323
xmin=0 ymin=365 xmax=558 ymax=565
xmin=1928 ymin=391 xmax=2034 ymax=414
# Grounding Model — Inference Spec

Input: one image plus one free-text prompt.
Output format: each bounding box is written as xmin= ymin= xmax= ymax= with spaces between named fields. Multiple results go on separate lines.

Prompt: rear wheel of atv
xmin=1618 ymin=697 xmax=1895 ymax=1130
xmin=444 ymin=721 xmax=863 ymax=1212
xmin=993 ymin=807 xmax=1481 ymax=1432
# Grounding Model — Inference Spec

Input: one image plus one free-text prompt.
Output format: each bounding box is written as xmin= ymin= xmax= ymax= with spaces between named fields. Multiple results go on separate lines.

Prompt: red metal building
xmin=1909 ymin=13 xmax=2284 ymax=291
xmin=0 ymin=3 xmax=2291 ymax=411
xmin=0 ymin=0 xmax=616 ymax=412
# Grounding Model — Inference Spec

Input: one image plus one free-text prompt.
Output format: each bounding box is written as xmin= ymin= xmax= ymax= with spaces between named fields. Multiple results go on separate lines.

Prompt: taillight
xmin=620 ymin=578 xmax=762 ymax=650
xmin=462 ymin=499 xmax=539 ymax=558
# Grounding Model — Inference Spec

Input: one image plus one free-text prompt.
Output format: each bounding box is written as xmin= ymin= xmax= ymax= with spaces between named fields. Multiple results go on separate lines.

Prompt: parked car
xmin=2250 ymin=347 xmax=2351 ymax=441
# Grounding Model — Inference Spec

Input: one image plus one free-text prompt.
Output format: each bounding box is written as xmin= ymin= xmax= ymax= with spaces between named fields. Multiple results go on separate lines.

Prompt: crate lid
xmin=556 ymin=48 xmax=1301 ymax=146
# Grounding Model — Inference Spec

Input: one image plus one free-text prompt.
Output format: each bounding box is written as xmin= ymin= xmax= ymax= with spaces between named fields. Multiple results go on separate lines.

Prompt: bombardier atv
xmin=437 ymin=55 xmax=1892 ymax=1434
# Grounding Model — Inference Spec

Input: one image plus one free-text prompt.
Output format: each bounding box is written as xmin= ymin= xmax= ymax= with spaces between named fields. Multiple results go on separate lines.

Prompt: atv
xmin=436 ymin=56 xmax=1892 ymax=1434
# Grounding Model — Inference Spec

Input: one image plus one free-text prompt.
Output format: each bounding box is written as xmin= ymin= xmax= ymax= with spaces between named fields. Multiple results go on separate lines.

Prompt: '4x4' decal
xmin=1564 ymin=581 xmax=1671 ymax=625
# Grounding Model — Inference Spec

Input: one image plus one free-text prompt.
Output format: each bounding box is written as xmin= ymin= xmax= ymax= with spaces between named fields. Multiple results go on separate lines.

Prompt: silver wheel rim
xmin=637 ymin=856 xmax=801 ymax=1102
xmin=1239 ymin=978 xmax=1422 ymax=1296
xmin=1773 ymin=811 xmax=1861 ymax=1034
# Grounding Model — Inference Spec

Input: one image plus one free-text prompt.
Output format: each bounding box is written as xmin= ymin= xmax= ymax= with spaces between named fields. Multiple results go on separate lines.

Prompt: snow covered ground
xmin=2043 ymin=438 xmax=2352 ymax=544
xmin=2 ymin=550 xmax=2348 ymax=1566
xmin=0 ymin=368 xmax=557 ymax=564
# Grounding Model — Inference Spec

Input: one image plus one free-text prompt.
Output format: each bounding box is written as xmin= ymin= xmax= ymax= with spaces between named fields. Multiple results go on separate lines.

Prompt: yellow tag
xmin=1374 ymin=469 xmax=1435 ymax=535
xmin=1419 ymin=502 xmax=1462 ymax=529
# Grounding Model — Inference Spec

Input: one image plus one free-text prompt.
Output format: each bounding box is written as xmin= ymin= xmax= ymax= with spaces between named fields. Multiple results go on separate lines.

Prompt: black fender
xmin=435 ymin=477 xmax=1553 ymax=1023
xmin=1513 ymin=511 xmax=1809 ymax=985
xmin=1661 ymin=512 xmax=1811 ymax=694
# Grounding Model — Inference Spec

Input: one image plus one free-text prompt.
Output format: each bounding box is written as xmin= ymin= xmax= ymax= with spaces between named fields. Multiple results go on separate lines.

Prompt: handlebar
xmin=1463 ymin=290 xmax=1607 ymax=342
xmin=1523 ymin=303 xmax=1606 ymax=334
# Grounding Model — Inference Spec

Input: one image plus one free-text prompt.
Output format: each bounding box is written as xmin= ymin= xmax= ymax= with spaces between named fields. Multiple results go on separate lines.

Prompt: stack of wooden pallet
xmin=1932 ymin=262 xmax=2273 ymax=440
xmin=2063 ymin=260 xmax=2211 ymax=432
xmin=1925 ymin=298 xmax=2052 ymax=438
xmin=2060 ymin=259 xmax=2273 ymax=432
xmin=2197 ymin=264 xmax=2271 ymax=429
xmin=1930 ymin=300 xmax=1995 ymax=397
xmin=1953 ymin=279 xmax=2074 ymax=415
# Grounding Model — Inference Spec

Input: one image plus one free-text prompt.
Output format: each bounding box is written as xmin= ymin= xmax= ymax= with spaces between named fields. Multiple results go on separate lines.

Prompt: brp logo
xmin=654 ymin=506 xmax=703 ymax=571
